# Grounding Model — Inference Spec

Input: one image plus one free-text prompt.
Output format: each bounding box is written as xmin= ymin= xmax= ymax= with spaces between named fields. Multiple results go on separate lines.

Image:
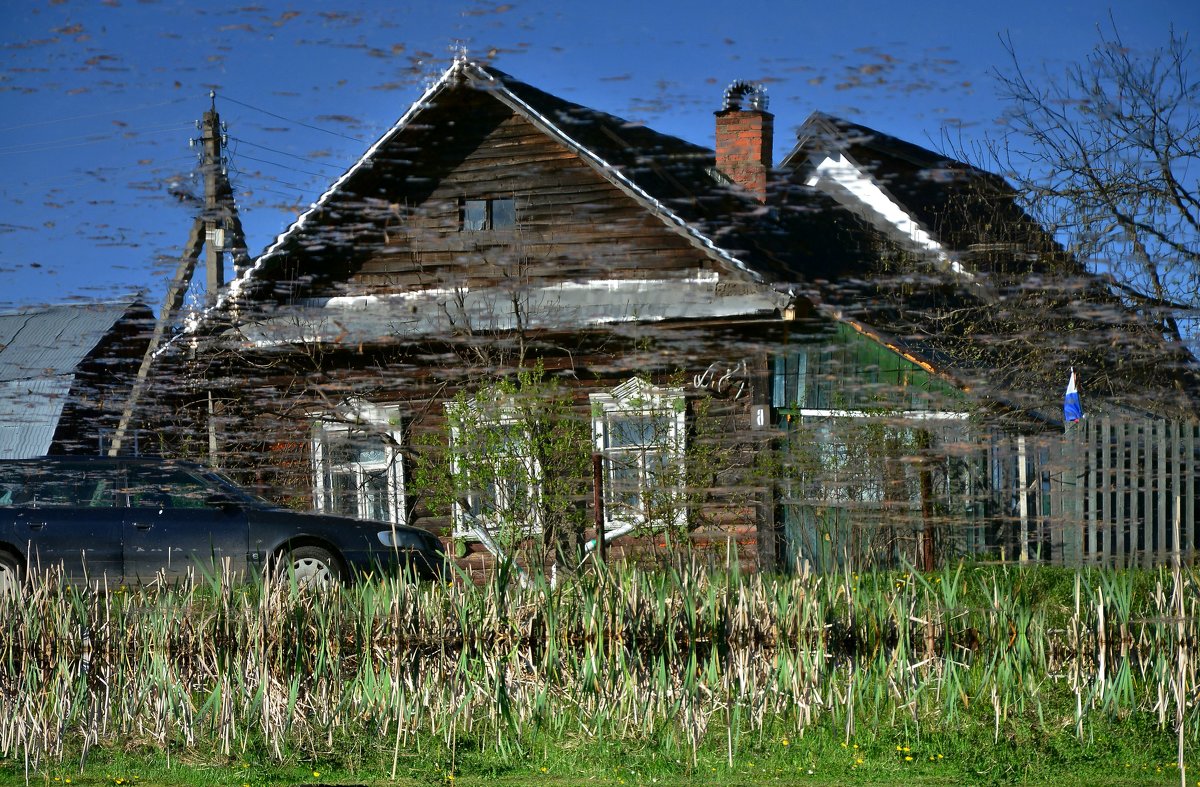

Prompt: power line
xmin=231 ymin=168 xmax=314 ymax=192
xmin=226 ymin=135 xmax=345 ymax=170
xmin=229 ymin=150 xmax=340 ymax=180
xmin=243 ymin=185 xmax=312 ymax=202
xmin=216 ymin=93 xmax=364 ymax=143
xmin=0 ymin=122 xmax=193 ymax=156
xmin=18 ymin=155 xmax=195 ymax=189
xmin=0 ymin=97 xmax=191 ymax=134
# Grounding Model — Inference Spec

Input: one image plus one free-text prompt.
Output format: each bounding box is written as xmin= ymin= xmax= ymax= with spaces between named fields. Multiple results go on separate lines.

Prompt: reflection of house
xmin=0 ymin=301 xmax=152 ymax=459
xmin=155 ymin=59 xmax=1198 ymax=576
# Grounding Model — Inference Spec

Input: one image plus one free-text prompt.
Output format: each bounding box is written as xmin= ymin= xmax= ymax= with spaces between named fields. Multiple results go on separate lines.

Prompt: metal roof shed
xmin=0 ymin=301 xmax=152 ymax=459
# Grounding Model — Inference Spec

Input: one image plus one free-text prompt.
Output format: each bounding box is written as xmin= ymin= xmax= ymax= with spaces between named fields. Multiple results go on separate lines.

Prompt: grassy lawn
xmin=3 ymin=723 xmax=1189 ymax=786
xmin=3 ymin=759 xmax=1187 ymax=787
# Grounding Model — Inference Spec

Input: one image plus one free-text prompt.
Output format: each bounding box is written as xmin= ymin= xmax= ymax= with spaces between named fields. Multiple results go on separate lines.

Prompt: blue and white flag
xmin=1063 ymin=369 xmax=1083 ymax=423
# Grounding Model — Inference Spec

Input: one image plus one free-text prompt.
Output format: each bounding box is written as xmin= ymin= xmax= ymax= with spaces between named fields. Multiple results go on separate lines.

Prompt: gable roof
xmin=0 ymin=301 xmax=149 ymax=458
xmin=782 ymin=112 xmax=1073 ymax=282
xmin=229 ymin=59 xmax=791 ymax=303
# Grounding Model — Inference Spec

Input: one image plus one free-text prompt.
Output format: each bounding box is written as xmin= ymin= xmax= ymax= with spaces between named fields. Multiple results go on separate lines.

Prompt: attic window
xmin=460 ymin=197 xmax=515 ymax=231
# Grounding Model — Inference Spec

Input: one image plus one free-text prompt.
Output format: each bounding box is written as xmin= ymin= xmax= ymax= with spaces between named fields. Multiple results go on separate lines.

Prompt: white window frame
xmin=446 ymin=394 xmax=542 ymax=539
xmin=312 ymin=401 xmax=406 ymax=524
xmin=590 ymin=377 xmax=686 ymax=533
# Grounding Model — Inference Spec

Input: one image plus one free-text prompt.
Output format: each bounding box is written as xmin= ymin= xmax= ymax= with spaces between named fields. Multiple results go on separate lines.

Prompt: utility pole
xmin=201 ymin=96 xmax=225 ymax=304
xmin=107 ymin=93 xmax=247 ymax=457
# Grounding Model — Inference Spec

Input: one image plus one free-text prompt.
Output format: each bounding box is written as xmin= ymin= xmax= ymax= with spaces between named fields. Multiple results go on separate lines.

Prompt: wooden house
xmin=158 ymin=59 xmax=1199 ymax=575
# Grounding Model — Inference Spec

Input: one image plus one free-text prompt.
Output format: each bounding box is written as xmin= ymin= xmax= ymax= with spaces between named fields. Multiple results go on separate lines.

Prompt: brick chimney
xmin=715 ymin=81 xmax=773 ymax=202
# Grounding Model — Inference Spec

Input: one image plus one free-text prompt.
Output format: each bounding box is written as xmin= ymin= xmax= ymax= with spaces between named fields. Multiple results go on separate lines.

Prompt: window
xmin=460 ymin=196 xmax=515 ymax=231
xmin=591 ymin=378 xmax=686 ymax=532
xmin=446 ymin=392 xmax=541 ymax=538
xmin=0 ymin=463 xmax=115 ymax=508
xmin=312 ymin=402 xmax=405 ymax=524
xmin=124 ymin=466 xmax=215 ymax=509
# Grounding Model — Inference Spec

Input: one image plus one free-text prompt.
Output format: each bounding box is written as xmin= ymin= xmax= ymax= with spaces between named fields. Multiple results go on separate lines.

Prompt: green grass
xmin=0 ymin=719 xmax=1187 ymax=786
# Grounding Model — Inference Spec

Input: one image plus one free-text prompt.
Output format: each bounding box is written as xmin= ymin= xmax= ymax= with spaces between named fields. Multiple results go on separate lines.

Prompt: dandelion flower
xmin=905 ymin=756 xmax=913 ymax=762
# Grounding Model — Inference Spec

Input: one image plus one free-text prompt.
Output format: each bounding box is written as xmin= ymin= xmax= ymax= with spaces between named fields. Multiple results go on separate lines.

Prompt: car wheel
xmin=0 ymin=551 xmax=21 ymax=601
xmin=278 ymin=546 xmax=341 ymax=589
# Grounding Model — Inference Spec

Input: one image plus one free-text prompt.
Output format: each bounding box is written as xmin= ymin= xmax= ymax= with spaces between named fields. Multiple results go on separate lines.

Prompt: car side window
xmin=0 ymin=479 xmax=23 ymax=507
xmin=124 ymin=466 xmax=214 ymax=509
xmin=0 ymin=465 xmax=33 ymax=506
xmin=0 ymin=464 xmax=115 ymax=508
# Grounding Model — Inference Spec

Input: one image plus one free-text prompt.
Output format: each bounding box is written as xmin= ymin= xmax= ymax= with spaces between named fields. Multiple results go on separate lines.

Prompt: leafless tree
xmin=990 ymin=22 xmax=1199 ymax=349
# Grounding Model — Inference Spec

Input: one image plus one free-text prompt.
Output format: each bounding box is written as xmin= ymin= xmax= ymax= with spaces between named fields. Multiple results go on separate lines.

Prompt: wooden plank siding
xmin=179 ymin=322 xmax=1200 ymax=576
xmin=342 ymin=111 xmax=731 ymax=294
xmin=182 ymin=328 xmax=781 ymax=580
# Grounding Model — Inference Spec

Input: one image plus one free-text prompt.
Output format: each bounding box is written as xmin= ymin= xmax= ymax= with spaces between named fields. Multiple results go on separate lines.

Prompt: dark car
xmin=0 ymin=456 xmax=446 ymax=592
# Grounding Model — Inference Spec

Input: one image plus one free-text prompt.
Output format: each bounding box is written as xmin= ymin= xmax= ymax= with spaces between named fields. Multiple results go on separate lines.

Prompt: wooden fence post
xmin=1186 ymin=423 xmax=1196 ymax=557
xmin=592 ymin=453 xmax=606 ymax=564
xmin=1157 ymin=419 xmax=1168 ymax=568
xmin=1018 ymin=435 xmax=1029 ymax=563
xmin=1089 ymin=418 xmax=1100 ymax=566
xmin=1114 ymin=416 xmax=1123 ymax=567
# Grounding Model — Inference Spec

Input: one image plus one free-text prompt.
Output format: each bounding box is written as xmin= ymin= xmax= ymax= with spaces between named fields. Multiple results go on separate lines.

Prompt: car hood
xmin=247 ymin=507 xmax=444 ymax=553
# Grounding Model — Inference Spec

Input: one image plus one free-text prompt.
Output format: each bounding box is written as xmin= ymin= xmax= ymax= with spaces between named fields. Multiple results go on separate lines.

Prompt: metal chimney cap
xmin=722 ymin=81 xmax=768 ymax=112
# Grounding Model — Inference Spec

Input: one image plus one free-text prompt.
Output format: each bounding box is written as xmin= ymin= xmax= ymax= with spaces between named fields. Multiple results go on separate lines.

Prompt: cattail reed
xmin=0 ymin=559 xmax=1195 ymax=772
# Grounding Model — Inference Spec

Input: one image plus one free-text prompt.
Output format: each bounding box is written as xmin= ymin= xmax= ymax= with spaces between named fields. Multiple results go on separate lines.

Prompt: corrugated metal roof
xmin=0 ymin=377 xmax=73 ymax=458
xmin=0 ymin=301 xmax=135 ymax=458
xmin=0 ymin=302 xmax=133 ymax=381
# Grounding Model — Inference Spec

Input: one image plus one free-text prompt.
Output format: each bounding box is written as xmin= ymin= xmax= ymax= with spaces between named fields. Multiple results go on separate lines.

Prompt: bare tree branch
xmin=987 ymin=20 xmax=1198 ymax=349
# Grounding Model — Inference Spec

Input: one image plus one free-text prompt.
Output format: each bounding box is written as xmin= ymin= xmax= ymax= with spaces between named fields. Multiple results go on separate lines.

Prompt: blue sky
xmin=0 ymin=0 xmax=1193 ymax=312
